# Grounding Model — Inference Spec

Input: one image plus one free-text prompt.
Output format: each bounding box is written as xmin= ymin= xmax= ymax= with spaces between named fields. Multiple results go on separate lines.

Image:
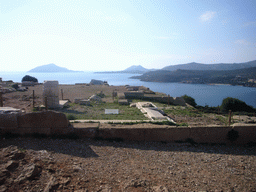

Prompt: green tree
xmin=221 ymin=97 xmax=255 ymax=112
xmin=181 ymin=94 xmax=197 ymax=107
xmin=21 ymin=75 xmax=38 ymax=82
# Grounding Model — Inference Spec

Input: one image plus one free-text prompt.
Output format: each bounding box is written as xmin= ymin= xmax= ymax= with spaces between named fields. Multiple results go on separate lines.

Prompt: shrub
xmin=181 ymin=95 xmax=197 ymax=107
xmin=178 ymin=122 xmax=189 ymax=127
xmin=221 ymin=97 xmax=255 ymax=112
xmin=21 ymin=75 xmax=38 ymax=82
xmin=11 ymin=83 xmax=19 ymax=89
xmin=67 ymin=114 xmax=76 ymax=120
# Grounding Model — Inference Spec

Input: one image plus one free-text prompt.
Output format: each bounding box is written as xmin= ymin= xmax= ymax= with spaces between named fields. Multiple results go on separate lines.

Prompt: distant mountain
xmin=28 ymin=63 xmax=82 ymax=73
xmin=123 ymin=65 xmax=149 ymax=73
xmin=162 ymin=60 xmax=256 ymax=71
xmin=95 ymin=65 xmax=151 ymax=74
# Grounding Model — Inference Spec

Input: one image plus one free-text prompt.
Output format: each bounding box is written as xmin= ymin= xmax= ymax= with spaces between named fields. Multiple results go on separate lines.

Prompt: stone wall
xmin=72 ymin=124 xmax=256 ymax=145
xmin=141 ymin=96 xmax=186 ymax=106
xmin=1 ymin=112 xmax=256 ymax=145
xmin=0 ymin=111 xmax=70 ymax=135
xmin=0 ymin=113 xmax=18 ymax=129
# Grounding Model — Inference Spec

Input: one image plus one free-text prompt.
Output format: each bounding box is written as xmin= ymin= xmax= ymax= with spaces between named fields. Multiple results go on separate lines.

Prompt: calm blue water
xmin=1 ymin=71 xmax=256 ymax=108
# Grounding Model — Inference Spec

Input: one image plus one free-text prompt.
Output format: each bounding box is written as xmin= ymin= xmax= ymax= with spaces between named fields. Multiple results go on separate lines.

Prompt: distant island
xmin=95 ymin=65 xmax=153 ymax=74
xmin=131 ymin=60 xmax=256 ymax=88
xmin=28 ymin=63 xmax=83 ymax=73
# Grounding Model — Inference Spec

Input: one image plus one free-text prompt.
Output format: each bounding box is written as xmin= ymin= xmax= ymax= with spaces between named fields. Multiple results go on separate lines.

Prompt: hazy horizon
xmin=1 ymin=0 xmax=256 ymax=72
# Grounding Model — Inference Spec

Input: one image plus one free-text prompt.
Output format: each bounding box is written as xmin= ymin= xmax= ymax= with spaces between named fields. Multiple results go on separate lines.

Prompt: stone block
xmin=17 ymin=111 xmax=69 ymax=129
xmin=144 ymin=127 xmax=190 ymax=142
xmin=233 ymin=125 xmax=256 ymax=145
xmin=189 ymin=126 xmax=232 ymax=144
xmin=43 ymin=81 xmax=59 ymax=108
xmin=118 ymin=99 xmax=129 ymax=105
xmin=173 ymin=97 xmax=186 ymax=106
xmin=80 ymin=100 xmax=91 ymax=105
xmin=0 ymin=113 xmax=18 ymax=129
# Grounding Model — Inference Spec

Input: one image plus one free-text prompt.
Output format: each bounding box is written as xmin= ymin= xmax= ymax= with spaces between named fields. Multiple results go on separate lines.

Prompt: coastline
xmin=1 ymin=72 xmax=256 ymax=108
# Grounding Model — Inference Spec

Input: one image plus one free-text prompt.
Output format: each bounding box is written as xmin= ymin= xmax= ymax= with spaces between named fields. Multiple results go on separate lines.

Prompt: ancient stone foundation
xmin=72 ymin=124 xmax=256 ymax=145
xmin=0 ymin=111 xmax=256 ymax=145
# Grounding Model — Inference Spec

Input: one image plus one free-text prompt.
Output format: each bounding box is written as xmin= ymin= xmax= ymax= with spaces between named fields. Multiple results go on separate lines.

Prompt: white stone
xmin=105 ymin=109 xmax=119 ymax=114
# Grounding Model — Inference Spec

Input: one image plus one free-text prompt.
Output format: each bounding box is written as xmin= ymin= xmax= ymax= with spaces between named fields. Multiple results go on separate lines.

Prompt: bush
xmin=221 ymin=97 xmax=255 ymax=112
xmin=11 ymin=83 xmax=19 ymax=89
xmin=67 ymin=114 xmax=76 ymax=120
xmin=181 ymin=95 xmax=197 ymax=107
xmin=21 ymin=75 xmax=38 ymax=82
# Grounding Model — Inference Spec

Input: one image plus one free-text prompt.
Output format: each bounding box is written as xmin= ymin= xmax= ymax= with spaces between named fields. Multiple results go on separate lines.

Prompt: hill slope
xmin=162 ymin=60 xmax=256 ymax=71
xmin=132 ymin=67 xmax=256 ymax=87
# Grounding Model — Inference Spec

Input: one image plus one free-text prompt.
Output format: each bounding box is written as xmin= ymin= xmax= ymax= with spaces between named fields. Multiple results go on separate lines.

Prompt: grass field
xmin=59 ymin=101 xmax=149 ymax=120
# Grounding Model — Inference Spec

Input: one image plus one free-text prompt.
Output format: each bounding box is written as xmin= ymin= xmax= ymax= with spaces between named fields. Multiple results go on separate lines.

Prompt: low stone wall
xmin=0 ymin=111 xmax=71 ymax=135
xmin=0 ymin=113 xmax=18 ymax=129
xmin=73 ymin=124 xmax=256 ymax=145
xmin=1 ymin=112 xmax=256 ymax=145
xmin=141 ymin=96 xmax=186 ymax=106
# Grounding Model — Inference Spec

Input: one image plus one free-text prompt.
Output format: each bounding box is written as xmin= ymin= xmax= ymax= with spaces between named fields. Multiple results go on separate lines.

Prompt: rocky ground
xmin=1 ymin=137 xmax=256 ymax=191
xmin=1 ymin=84 xmax=127 ymax=113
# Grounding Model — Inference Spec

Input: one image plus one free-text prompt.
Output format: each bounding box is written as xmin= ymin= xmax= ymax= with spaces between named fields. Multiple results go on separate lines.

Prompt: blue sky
xmin=0 ymin=0 xmax=255 ymax=71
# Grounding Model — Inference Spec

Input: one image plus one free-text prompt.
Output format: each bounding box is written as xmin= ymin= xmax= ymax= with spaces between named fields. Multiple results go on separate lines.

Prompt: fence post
xmin=32 ymin=90 xmax=35 ymax=108
xmin=228 ymin=110 xmax=232 ymax=126
xmin=61 ymin=89 xmax=64 ymax=100
xmin=0 ymin=92 xmax=3 ymax=107
xmin=45 ymin=96 xmax=48 ymax=110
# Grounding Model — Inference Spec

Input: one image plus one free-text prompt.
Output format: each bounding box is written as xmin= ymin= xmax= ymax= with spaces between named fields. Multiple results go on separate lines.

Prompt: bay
xmin=1 ymin=71 xmax=256 ymax=108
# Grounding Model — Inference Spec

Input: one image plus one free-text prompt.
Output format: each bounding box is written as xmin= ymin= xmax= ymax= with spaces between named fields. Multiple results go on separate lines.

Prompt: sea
xmin=1 ymin=71 xmax=256 ymax=108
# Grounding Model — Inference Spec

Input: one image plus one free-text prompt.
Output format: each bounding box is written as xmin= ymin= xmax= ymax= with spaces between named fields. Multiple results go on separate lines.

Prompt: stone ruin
xmin=43 ymin=81 xmax=59 ymax=109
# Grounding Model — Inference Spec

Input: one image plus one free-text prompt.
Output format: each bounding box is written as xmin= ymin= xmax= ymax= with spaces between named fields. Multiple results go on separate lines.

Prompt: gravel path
xmin=1 ymin=137 xmax=256 ymax=191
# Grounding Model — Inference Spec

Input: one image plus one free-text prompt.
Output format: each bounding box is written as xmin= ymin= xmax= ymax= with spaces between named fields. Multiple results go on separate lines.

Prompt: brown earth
xmin=0 ymin=137 xmax=256 ymax=191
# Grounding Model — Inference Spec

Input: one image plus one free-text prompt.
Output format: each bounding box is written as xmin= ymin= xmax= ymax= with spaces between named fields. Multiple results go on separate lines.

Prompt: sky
xmin=0 ymin=0 xmax=255 ymax=72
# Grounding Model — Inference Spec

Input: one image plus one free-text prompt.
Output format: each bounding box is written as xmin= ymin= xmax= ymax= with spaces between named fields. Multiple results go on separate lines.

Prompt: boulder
xmin=89 ymin=95 xmax=102 ymax=102
xmin=5 ymin=161 xmax=19 ymax=171
xmin=0 ymin=168 xmax=10 ymax=185
xmin=15 ymin=164 xmax=41 ymax=183
xmin=152 ymin=186 xmax=169 ymax=192
xmin=2 ymin=146 xmax=24 ymax=160
xmin=89 ymin=79 xmax=104 ymax=85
